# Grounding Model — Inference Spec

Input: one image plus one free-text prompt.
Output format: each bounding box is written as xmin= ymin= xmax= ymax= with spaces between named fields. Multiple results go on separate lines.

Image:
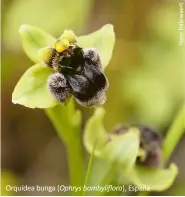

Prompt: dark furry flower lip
xmin=110 ymin=124 xmax=163 ymax=168
xmin=40 ymin=30 xmax=109 ymax=107
xmin=66 ymin=64 xmax=109 ymax=107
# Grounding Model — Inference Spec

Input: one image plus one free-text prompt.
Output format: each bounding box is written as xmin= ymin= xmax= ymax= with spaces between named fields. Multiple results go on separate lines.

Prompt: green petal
xmin=19 ymin=24 xmax=56 ymax=63
xmin=12 ymin=64 xmax=58 ymax=108
xmin=78 ymin=24 xmax=115 ymax=69
xmin=131 ymin=163 xmax=178 ymax=191
xmin=83 ymin=108 xmax=108 ymax=156
xmin=101 ymin=128 xmax=140 ymax=172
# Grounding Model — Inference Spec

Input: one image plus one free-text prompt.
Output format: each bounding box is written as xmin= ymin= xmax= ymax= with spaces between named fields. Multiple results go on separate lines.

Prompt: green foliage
xmin=12 ymin=19 xmax=181 ymax=194
xmin=8 ymin=2 xmax=184 ymax=195
xmin=12 ymin=24 xmax=115 ymax=108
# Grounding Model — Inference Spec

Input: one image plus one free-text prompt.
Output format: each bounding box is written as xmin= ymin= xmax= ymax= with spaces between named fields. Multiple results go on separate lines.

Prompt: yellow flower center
xmin=55 ymin=38 xmax=70 ymax=53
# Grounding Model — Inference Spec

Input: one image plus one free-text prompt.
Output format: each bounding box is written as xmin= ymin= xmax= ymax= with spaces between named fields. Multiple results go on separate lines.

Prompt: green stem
xmin=45 ymin=101 xmax=84 ymax=196
xmin=83 ymin=143 xmax=96 ymax=196
xmin=162 ymin=105 xmax=185 ymax=163
xmin=66 ymin=135 xmax=85 ymax=194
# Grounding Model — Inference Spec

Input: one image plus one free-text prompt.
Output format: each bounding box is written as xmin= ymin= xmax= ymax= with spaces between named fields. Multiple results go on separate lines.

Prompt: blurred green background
xmin=1 ymin=0 xmax=185 ymax=195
